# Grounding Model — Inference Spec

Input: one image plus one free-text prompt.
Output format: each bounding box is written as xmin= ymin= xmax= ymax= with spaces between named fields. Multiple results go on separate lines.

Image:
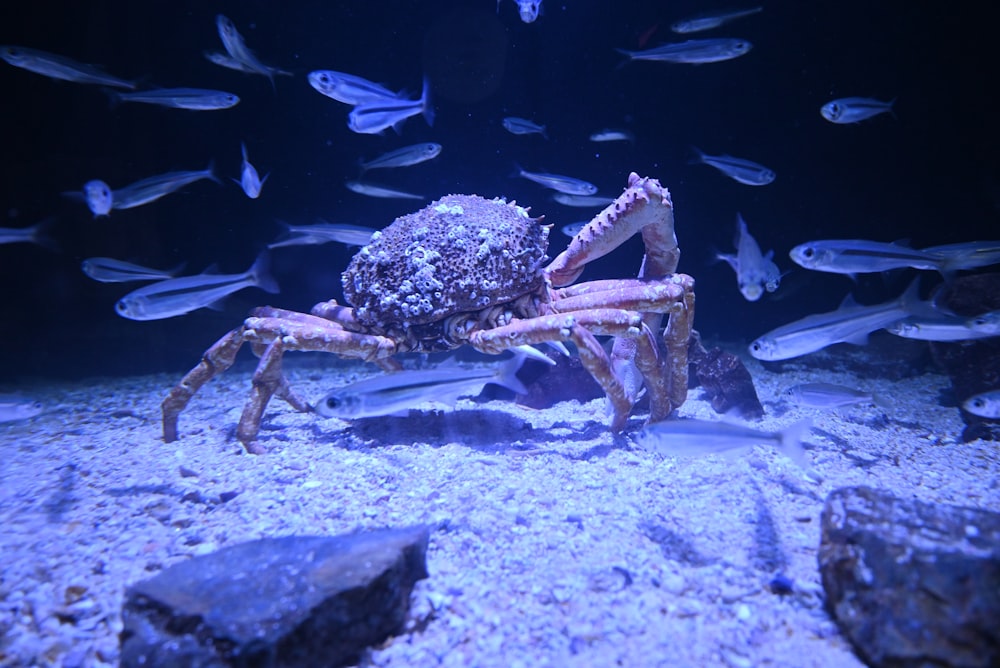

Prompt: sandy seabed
xmin=1 ymin=346 xmax=998 ymax=667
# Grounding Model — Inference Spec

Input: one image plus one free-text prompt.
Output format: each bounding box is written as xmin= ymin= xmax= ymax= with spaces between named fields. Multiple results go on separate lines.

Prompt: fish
xmin=716 ymin=213 xmax=781 ymax=301
xmin=344 ymin=180 xmax=424 ymax=200
xmin=0 ymin=45 xmax=136 ymax=89
xmin=967 ymin=310 xmax=1000 ymax=336
xmin=268 ymin=221 xmax=377 ymax=249
xmin=617 ymin=38 xmax=753 ymax=65
xmin=922 ymin=241 xmax=1000 ymax=272
xmin=0 ymin=395 xmax=44 ymax=424
xmin=503 ymin=117 xmax=548 ymax=138
xmin=91 ymin=163 xmax=219 ymax=213
xmin=307 ymin=70 xmax=402 ymax=105
xmin=515 ymin=166 xmax=598 ymax=195
xmin=347 ymin=77 xmax=434 ymax=134
xmin=314 ymin=354 xmax=528 ymax=419
xmin=788 ymin=239 xmax=945 ymax=276
xmin=589 ymin=129 xmax=635 ymax=143
xmin=115 ymin=252 xmax=279 ymax=321
xmin=204 ymin=50 xmax=293 ymax=78
xmin=634 ymin=417 xmax=812 ymax=471
xmin=560 ymin=221 xmax=589 ymax=237
xmin=749 ymin=279 xmax=921 ymax=361
xmin=691 ymin=147 xmax=775 ymax=185
xmin=214 ymin=15 xmax=287 ymax=86
xmin=82 ymin=257 xmax=184 ymax=283
xmin=671 ymin=7 xmax=763 ymax=34
xmin=235 ymin=142 xmax=268 ymax=199
xmin=962 ymin=390 xmax=1000 ymax=419
xmin=552 ymin=193 xmax=614 ymax=207
xmin=108 ymin=87 xmax=240 ymax=111
xmin=820 ymin=97 xmax=896 ymax=124
xmin=497 ymin=0 xmax=542 ymax=23
xmin=782 ymin=382 xmax=886 ymax=409
xmin=885 ymin=313 xmax=999 ymax=341
xmin=359 ymin=143 xmax=442 ymax=172
xmin=0 ymin=219 xmax=54 ymax=248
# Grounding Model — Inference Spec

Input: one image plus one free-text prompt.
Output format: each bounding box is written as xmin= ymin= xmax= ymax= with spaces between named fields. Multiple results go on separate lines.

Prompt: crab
xmin=162 ymin=172 xmax=695 ymax=453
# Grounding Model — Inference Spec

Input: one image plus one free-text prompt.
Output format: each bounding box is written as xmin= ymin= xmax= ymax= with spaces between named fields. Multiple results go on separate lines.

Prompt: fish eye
xmin=801 ymin=247 xmax=815 ymax=259
xmin=114 ymin=300 xmax=128 ymax=314
xmin=971 ymin=398 xmax=985 ymax=409
xmin=324 ymin=396 xmax=341 ymax=409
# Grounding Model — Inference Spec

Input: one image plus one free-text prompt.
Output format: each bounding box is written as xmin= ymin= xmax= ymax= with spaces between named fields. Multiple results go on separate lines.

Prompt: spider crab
xmin=162 ymin=172 xmax=695 ymax=453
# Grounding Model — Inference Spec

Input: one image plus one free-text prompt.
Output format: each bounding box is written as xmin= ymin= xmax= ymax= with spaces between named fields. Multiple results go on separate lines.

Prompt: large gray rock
xmin=120 ymin=526 xmax=430 ymax=668
xmin=819 ymin=486 xmax=1000 ymax=667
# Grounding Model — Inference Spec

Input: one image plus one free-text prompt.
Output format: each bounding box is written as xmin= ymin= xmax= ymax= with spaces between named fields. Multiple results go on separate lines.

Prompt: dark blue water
xmin=1 ymin=1 xmax=996 ymax=379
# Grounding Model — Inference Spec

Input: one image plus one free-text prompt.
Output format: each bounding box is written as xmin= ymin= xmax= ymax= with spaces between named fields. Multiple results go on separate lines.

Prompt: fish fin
xmin=888 ymin=97 xmax=898 ymax=120
xmin=613 ymin=48 xmax=635 ymax=69
xmin=247 ymin=251 xmax=280 ymax=294
xmin=843 ymin=332 xmax=870 ymax=346
xmin=715 ymin=252 xmax=738 ymax=272
xmin=229 ymin=177 xmax=243 ymax=188
xmin=490 ymin=352 xmax=529 ymax=395
xmin=204 ymin=160 xmax=221 ymax=184
xmin=871 ymin=393 xmax=892 ymax=410
xmin=27 ymin=217 xmax=60 ymax=252
xmin=686 ymin=145 xmax=706 ymax=165
xmin=778 ymin=418 xmax=812 ymax=471
xmin=240 ymin=142 xmax=249 ymax=161
xmin=421 ymin=76 xmax=435 ymax=127
xmin=206 ymin=298 xmax=228 ymax=312
xmin=102 ymin=87 xmax=123 ymax=109
xmin=512 ymin=344 xmax=557 ymax=366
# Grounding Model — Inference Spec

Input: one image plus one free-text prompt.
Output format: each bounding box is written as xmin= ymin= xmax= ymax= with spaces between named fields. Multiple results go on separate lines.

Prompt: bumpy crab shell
xmin=342 ymin=194 xmax=549 ymax=328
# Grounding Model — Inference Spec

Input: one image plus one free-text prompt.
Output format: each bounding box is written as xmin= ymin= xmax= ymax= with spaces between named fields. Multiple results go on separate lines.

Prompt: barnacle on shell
xmin=342 ymin=194 xmax=549 ymax=327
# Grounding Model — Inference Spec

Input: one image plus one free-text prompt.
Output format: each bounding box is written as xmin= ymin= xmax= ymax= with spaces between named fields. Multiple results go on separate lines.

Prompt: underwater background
xmin=1 ymin=0 xmax=998 ymax=380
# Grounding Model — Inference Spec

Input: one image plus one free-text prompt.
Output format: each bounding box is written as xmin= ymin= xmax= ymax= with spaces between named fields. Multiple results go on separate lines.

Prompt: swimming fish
xmin=0 ymin=396 xmax=44 ymax=423
xmin=589 ymin=129 xmax=635 ymax=143
xmin=307 ymin=70 xmax=402 ymax=105
xmin=347 ymin=77 xmax=434 ymax=134
xmin=115 ymin=252 xmax=278 ymax=321
xmin=314 ymin=354 xmax=527 ymax=419
xmin=515 ymin=166 xmax=598 ymax=195
xmin=716 ymin=213 xmax=781 ymax=301
xmin=214 ymin=15 xmax=288 ymax=86
xmin=108 ymin=87 xmax=240 ymax=111
xmin=749 ymin=279 xmax=921 ymax=361
xmin=80 ymin=164 xmax=219 ymax=216
xmin=82 ymin=257 xmax=184 ymax=283
xmin=359 ymin=143 xmax=442 ymax=172
xmin=0 ymin=45 xmax=136 ymax=89
xmin=634 ymin=417 xmax=812 ymax=470
xmin=789 ymin=240 xmax=943 ymax=276
xmin=962 ymin=390 xmax=1000 ymax=419
xmin=670 ymin=7 xmax=763 ymax=34
xmin=552 ymin=193 xmax=614 ymax=207
xmin=885 ymin=313 xmax=1000 ymax=342
xmin=617 ymin=38 xmax=753 ymax=65
xmin=0 ymin=219 xmax=54 ymax=248
xmin=235 ymin=142 xmax=268 ymax=199
xmin=967 ymin=310 xmax=1000 ymax=336
xmin=690 ymin=147 xmax=775 ymax=185
xmin=503 ymin=117 xmax=548 ymax=138
xmin=344 ymin=180 xmax=424 ymax=200
xmin=268 ymin=221 xmax=377 ymax=249
xmin=820 ymin=97 xmax=896 ymax=124
xmin=782 ymin=382 xmax=886 ymax=409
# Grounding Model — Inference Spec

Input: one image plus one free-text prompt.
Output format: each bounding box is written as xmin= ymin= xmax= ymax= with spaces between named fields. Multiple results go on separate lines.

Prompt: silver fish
xmin=962 ymin=390 xmax=1000 ymax=419
xmin=344 ymin=180 xmax=424 ymax=200
xmin=0 ymin=396 xmax=44 ymax=423
xmin=886 ymin=314 xmax=999 ymax=342
xmin=215 ymin=15 xmax=287 ymax=86
xmin=671 ymin=7 xmax=763 ymax=34
xmin=617 ymin=38 xmax=752 ymax=65
xmin=560 ymin=221 xmax=589 ymax=237
xmin=115 ymin=252 xmax=278 ymax=321
xmin=716 ymin=213 xmax=781 ymax=301
xmin=307 ymin=70 xmax=402 ymax=105
xmin=634 ymin=417 xmax=812 ymax=470
xmin=789 ymin=240 xmax=944 ymax=276
xmin=552 ymin=193 xmax=614 ymax=207
xmin=749 ymin=280 xmax=920 ymax=361
xmin=503 ymin=117 xmax=548 ymax=138
xmin=515 ymin=166 xmax=598 ymax=195
xmin=108 ymin=87 xmax=240 ymax=110
xmin=82 ymin=179 xmax=114 ymax=217
xmin=82 ymin=257 xmax=184 ymax=283
xmin=102 ymin=164 xmax=219 ymax=212
xmin=359 ymin=143 xmax=442 ymax=172
xmin=821 ymin=97 xmax=895 ymax=124
xmin=235 ymin=142 xmax=268 ymax=199
xmin=314 ymin=355 xmax=527 ymax=419
xmin=348 ymin=78 xmax=434 ymax=134
xmin=967 ymin=310 xmax=1000 ymax=336
xmin=204 ymin=50 xmax=292 ymax=79
xmin=589 ymin=129 xmax=635 ymax=143
xmin=0 ymin=219 xmax=53 ymax=248
xmin=782 ymin=382 xmax=885 ymax=409
xmin=0 ymin=45 xmax=136 ymax=89
xmin=691 ymin=147 xmax=775 ymax=185
xmin=268 ymin=221 xmax=377 ymax=249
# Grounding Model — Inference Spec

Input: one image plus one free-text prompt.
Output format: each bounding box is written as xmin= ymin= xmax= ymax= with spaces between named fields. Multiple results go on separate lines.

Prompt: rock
xmin=818 ymin=486 xmax=1000 ymax=667
xmin=928 ymin=273 xmax=1000 ymax=442
xmin=120 ymin=526 xmax=430 ymax=668
xmin=688 ymin=332 xmax=763 ymax=418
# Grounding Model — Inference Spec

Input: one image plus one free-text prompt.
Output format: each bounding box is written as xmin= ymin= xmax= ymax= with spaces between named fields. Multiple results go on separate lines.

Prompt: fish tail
xmin=102 ymin=87 xmax=123 ymax=109
xmin=248 ymin=251 xmax=280 ymax=294
xmin=491 ymin=351 xmax=529 ymax=395
xmin=613 ymin=48 xmax=635 ymax=70
xmin=421 ymin=76 xmax=435 ymax=128
xmin=870 ymin=393 xmax=892 ymax=410
xmin=205 ymin=159 xmax=222 ymax=184
xmin=687 ymin=145 xmax=706 ymax=165
xmin=240 ymin=142 xmax=249 ymax=161
xmin=778 ymin=418 xmax=812 ymax=470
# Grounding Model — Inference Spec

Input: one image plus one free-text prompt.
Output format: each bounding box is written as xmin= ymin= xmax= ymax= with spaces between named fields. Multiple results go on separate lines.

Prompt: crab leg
xmin=236 ymin=339 xmax=289 ymax=453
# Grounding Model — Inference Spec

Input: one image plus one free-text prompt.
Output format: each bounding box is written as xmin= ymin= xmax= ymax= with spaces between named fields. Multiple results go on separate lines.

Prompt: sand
xmin=1 ymin=346 xmax=998 ymax=667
